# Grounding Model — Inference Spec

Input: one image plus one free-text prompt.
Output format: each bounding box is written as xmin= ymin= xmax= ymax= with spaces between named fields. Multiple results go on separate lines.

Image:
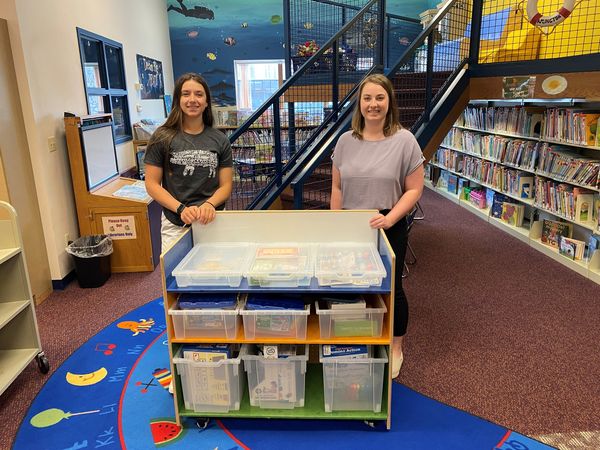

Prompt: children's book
xmin=541 ymin=219 xmax=573 ymax=248
xmin=491 ymin=193 xmax=511 ymax=219
xmin=447 ymin=174 xmax=458 ymax=194
xmin=587 ymin=234 xmax=600 ymax=260
xmin=575 ymin=193 xmax=595 ymax=223
xmin=558 ymin=236 xmax=585 ymax=260
xmin=518 ymin=176 xmax=534 ymax=199
xmin=501 ymin=203 xmax=524 ymax=226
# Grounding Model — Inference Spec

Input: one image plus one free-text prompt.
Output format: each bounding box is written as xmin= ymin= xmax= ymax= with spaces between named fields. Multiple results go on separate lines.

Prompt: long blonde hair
xmin=351 ymin=74 xmax=402 ymax=139
xmin=149 ymin=73 xmax=214 ymax=147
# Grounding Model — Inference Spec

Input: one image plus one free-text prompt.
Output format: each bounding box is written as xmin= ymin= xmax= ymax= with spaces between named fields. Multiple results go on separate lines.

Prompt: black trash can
xmin=66 ymin=235 xmax=113 ymax=288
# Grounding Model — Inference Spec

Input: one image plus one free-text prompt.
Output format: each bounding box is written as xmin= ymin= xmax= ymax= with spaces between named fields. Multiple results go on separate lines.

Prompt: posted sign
xmin=102 ymin=216 xmax=137 ymax=240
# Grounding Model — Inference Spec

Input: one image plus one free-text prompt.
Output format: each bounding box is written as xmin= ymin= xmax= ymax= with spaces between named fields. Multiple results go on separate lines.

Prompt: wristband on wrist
xmin=176 ymin=203 xmax=186 ymax=216
xmin=204 ymin=201 xmax=216 ymax=209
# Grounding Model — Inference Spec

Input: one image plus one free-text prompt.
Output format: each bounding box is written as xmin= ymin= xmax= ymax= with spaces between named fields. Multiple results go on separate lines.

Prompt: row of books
xmin=460 ymin=106 xmax=600 ymax=147
xmin=542 ymin=108 xmax=600 ymax=146
xmin=433 ymin=144 xmax=600 ymax=204
xmin=534 ymin=179 xmax=599 ymax=224
xmin=460 ymin=106 xmax=543 ymax=137
xmin=460 ymin=157 xmax=534 ymax=199
xmin=215 ymin=107 xmax=324 ymax=129
xmin=537 ymin=144 xmax=600 ymax=188
xmin=444 ymin=128 xmax=540 ymax=171
xmin=438 ymin=156 xmax=599 ymax=226
xmin=442 ymin=127 xmax=600 ymax=188
xmin=439 ymin=173 xmax=528 ymax=227
xmin=226 ymin=128 xmax=314 ymax=148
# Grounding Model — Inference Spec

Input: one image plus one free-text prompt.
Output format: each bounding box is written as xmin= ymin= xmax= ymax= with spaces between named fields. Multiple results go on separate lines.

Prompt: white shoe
xmin=391 ymin=351 xmax=403 ymax=378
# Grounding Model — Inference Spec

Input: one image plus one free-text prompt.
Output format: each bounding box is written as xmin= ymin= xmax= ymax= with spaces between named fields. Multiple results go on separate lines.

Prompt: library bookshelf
xmin=0 ymin=201 xmax=49 ymax=396
xmin=426 ymin=99 xmax=600 ymax=284
xmin=160 ymin=210 xmax=396 ymax=429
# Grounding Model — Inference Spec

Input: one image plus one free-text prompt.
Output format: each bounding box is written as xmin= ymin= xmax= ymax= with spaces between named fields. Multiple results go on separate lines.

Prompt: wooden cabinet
xmin=64 ymin=115 xmax=161 ymax=272
xmin=0 ymin=201 xmax=48 ymax=396
xmin=161 ymin=210 xmax=395 ymax=429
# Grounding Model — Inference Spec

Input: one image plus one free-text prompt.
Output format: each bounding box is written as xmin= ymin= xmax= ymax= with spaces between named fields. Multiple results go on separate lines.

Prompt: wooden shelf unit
xmin=161 ymin=210 xmax=395 ymax=429
xmin=64 ymin=115 xmax=161 ymax=272
xmin=426 ymin=100 xmax=600 ymax=283
xmin=0 ymin=201 xmax=48 ymax=395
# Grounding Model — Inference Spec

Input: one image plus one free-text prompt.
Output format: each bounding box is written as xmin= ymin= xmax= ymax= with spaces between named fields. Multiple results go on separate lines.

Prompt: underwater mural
xmin=167 ymin=0 xmax=286 ymax=106
xmin=166 ymin=0 xmax=429 ymax=108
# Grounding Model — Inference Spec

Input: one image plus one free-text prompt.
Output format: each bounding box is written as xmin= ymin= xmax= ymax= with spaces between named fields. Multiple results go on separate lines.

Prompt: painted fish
xmin=186 ymin=30 xmax=199 ymax=38
xmin=224 ymin=36 xmax=236 ymax=46
xmin=271 ymin=15 xmax=282 ymax=24
xmin=241 ymin=22 xmax=248 ymax=28
xmin=303 ymin=22 xmax=313 ymax=30
xmin=206 ymin=52 xmax=217 ymax=60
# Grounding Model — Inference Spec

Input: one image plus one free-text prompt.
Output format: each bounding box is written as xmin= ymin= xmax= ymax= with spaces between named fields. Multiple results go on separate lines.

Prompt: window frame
xmin=76 ymin=27 xmax=132 ymax=143
xmin=234 ymin=59 xmax=285 ymax=111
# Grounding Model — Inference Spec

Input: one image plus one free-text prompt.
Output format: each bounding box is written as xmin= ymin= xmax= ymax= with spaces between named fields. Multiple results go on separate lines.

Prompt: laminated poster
xmin=502 ymin=76 xmax=536 ymax=99
xmin=102 ymin=216 xmax=137 ymax=240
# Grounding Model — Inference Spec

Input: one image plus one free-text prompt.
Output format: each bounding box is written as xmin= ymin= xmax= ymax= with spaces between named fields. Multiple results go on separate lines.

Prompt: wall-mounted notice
xmin=102 ymin=216 xmax=137 ymax=240
xmin=502 ymin=76 xmax=536 ymax=99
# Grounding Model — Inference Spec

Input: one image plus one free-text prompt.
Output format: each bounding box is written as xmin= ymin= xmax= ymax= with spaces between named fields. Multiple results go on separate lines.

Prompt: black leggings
xmin=381 ymin=212 xmax=409 ymax=336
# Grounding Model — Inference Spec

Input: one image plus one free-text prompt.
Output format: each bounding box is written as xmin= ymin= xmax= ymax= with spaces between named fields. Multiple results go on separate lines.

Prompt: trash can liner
xmin=66 ymin=235 xmax=113 ymax=258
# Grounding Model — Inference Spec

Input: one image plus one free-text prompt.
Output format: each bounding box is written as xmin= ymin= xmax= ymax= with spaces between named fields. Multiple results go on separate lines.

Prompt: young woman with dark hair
xmin=145 ymin=73 xmax=233 ymax=250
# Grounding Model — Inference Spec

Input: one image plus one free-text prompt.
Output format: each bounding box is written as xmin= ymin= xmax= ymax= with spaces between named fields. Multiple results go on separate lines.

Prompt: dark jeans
xmin=381 ymin=211 xmax=409 ymax=336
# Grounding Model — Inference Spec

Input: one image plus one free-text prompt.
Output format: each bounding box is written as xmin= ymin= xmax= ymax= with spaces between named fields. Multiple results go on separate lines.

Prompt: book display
xmin=426 ymin=100 xmax=600 ymax=284
xmin=161 ymin=210 xmax=395 ymax=428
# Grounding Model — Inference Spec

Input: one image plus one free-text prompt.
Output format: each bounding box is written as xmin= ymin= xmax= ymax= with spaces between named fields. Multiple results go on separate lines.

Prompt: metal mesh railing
xmin=387 ymin=0 xmax=471 ymax=130
xmin=478 ymin=0 xmax=600 ymax=63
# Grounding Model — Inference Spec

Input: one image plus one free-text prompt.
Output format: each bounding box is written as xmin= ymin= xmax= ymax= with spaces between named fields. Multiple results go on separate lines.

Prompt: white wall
xmin=0 ymin=0 xmax=173 ymax=280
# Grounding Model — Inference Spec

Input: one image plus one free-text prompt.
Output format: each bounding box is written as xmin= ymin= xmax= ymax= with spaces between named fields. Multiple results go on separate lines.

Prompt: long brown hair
xmin=149 ymin=72 xmax=214 ymax=146
xmin=351 ymin=73 xmax=401 ymax=139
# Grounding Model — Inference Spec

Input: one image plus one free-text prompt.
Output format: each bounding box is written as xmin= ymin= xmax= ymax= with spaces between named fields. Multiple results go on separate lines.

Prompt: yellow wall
xmin=481 ymin=0 xmax=600 ymax=61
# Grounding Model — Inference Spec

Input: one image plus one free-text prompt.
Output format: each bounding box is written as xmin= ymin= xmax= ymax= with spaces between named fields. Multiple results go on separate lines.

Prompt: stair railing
xmin=227 ymin=0 xmax=384 ymax=210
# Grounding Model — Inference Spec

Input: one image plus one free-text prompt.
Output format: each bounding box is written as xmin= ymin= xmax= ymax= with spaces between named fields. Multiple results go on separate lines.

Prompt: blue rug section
xmin=13 ymin=298 xmax=167 ymax=450
xmin=13 ymin=298 xmax=553 ymax=450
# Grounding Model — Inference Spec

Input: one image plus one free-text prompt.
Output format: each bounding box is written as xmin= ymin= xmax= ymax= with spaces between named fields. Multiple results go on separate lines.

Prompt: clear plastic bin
xmin=172 ymin=243 xmax=253 ymax=287
xmin=240 ymin=304 xmax=310 ymax=340
xmin=242 ymin=344 xmax=309 ymax=409
xmin=315 ymin=295 xmax=387 ymax=338
xmin=315 ymin=242 xmax=387 ymax=287
xmin=173 ymin=345 xmax=247 ymax=413
xmin=168 ymin=299 xmax=242 ymax=339
xmin=246 ymin=243 xmax=314 ymax=287
xmin=319 ymin=346 xmax=388 ymax=413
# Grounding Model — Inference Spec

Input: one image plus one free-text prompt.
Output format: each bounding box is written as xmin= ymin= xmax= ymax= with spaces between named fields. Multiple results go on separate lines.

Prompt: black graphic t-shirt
xmin=145 ymin=127 xmax=233 ymax=226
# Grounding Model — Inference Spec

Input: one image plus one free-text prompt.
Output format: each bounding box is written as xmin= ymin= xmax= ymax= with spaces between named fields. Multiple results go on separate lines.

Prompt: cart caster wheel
xmin=196 ymin=418 xmax=210 ymax=430
xmin=36 ymin=353 xmax=50 ymax=374
xmin=363 ymin=420 xmax=385 ymax=430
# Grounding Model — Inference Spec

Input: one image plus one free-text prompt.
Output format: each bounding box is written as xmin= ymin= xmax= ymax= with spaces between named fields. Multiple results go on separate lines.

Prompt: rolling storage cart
xmin=0 ymin=201 xmax=48 ymax=396
xmin=161 ymin=210 xmax=396 ymax=429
